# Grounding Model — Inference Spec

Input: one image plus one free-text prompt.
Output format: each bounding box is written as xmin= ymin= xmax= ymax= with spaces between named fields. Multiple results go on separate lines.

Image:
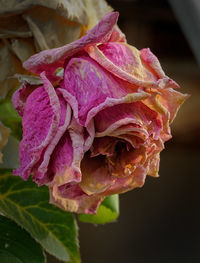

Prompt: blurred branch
xmin=169 ymin=0 xmax=200 ymax=66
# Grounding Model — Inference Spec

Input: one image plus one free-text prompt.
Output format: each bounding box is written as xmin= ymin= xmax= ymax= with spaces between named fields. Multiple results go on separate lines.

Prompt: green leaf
xmin=0 ymin=136 xmax=19 ymax=169
xmin=0 ymin=101 xmax=22 ymax=140
xmin=13 ymin=74 xmax=43 ymax=85
xmin=78 ymin=194 xmax=119 ymax=224
xmin=0 ymin=215 xmax=46 ymax=263
xmin=0 ymin=169 xmax=80 ymax=263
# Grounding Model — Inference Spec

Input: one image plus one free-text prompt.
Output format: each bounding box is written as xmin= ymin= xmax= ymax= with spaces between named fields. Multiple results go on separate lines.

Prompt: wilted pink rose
xmin=12 ymin=12 xmax=188 ymax=214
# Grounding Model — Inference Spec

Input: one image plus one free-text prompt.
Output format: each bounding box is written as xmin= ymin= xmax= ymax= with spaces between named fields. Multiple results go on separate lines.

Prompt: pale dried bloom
xmin=0 ymin=0 xmax=111 ymax=98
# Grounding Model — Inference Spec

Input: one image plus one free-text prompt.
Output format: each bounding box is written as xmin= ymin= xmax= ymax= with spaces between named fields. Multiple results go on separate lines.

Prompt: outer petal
xmin=143 ymin=87 xmax=189 ymax=141
xmin=33 ymin=91 xmax=72 ymax=184
xmin=155 ymin=88 xmax=190 ymax=123
xmin=49 ymin=183 xmax=103 ymax=214
xmin=12 ymin=74 xmax=45 ymax=117
xmin=45 ymin=117 xmax=94 ymax=191
xmin=23 ymin=12 xmax=119 ymax=74
xmin=147 ymin=139 xmax=163 ymax=178
xmin=46 ymin=119 xmax=84 ymax=187
xmin=13 ymin=72 xmax=60 ymax=180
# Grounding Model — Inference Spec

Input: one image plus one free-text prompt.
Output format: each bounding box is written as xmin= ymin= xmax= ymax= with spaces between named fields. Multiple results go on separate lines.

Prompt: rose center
xmin=106 ymin=140 xmax=135 ymax=177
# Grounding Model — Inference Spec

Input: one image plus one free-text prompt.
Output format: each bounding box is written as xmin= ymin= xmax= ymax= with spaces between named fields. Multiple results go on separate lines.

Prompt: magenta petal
xmin=61 ymin=55 xmax=128 ymax=125
xmin=47 ymin=119 xmax=85 ymax=188
xmin=33 ymin=91 xmax=72 ymax=184
xmin=49 ymin=131 xmax=74 ymax=180
xmin=23 ymin=12 xmax=119 ymax=74
xmin=60 ymin=55 xmax=149 ymax=126
xmin=13 ymin=72 xmax=60 ymax=180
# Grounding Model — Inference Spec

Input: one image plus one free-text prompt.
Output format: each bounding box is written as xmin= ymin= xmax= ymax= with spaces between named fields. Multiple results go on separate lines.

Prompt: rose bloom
xmin=12 ymin=12 xmax=188 ymax=214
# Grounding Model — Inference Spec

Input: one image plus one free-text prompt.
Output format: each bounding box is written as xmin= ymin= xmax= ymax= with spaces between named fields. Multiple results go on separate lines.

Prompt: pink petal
xmin=13 ymin=72 xmax=60 ymax=180
xmin=23 ymin=12 xmax=119 ymax=74
xmin=48 ymin=131 xmax=75 ymax=182
xmin=86 ymin=43 xmax=161 ymax=88
xmin=98 ymin=43 xmax=156 ymax=81
xmin=33 ymin=90 xmax=72 ymax=185
xmin=45 ymin=118 xmax=86 ymax=189
xmin=60 ymin=55 xmax=149 ymax=126
xmin=61 ymin=55 xmax=126 ymax=124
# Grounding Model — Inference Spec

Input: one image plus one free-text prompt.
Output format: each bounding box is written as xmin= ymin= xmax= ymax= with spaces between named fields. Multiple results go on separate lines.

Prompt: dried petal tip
xmin=23 ymin=12 xmax=119 ymax=74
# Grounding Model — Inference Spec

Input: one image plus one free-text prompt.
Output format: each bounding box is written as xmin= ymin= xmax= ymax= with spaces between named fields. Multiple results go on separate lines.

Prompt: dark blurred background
xmin=49 ymin=0 xmax=200 ymax=262
xmin=79 ymin=1 xmax=200 ymax=263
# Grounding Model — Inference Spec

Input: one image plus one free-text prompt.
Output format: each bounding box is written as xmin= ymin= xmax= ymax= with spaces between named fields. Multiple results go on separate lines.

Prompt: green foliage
xmin=0 ymin=136 xmax=19 ymax=169
xmin=78 ymin=194 xmax=119 ymax=224
xmin=0 ymin=215 xmax=46 ymax=263
xmin=0 ymin=101 xmax=22 ymax=140
xmin=0 ymin=169 xmax=80 ymax=263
